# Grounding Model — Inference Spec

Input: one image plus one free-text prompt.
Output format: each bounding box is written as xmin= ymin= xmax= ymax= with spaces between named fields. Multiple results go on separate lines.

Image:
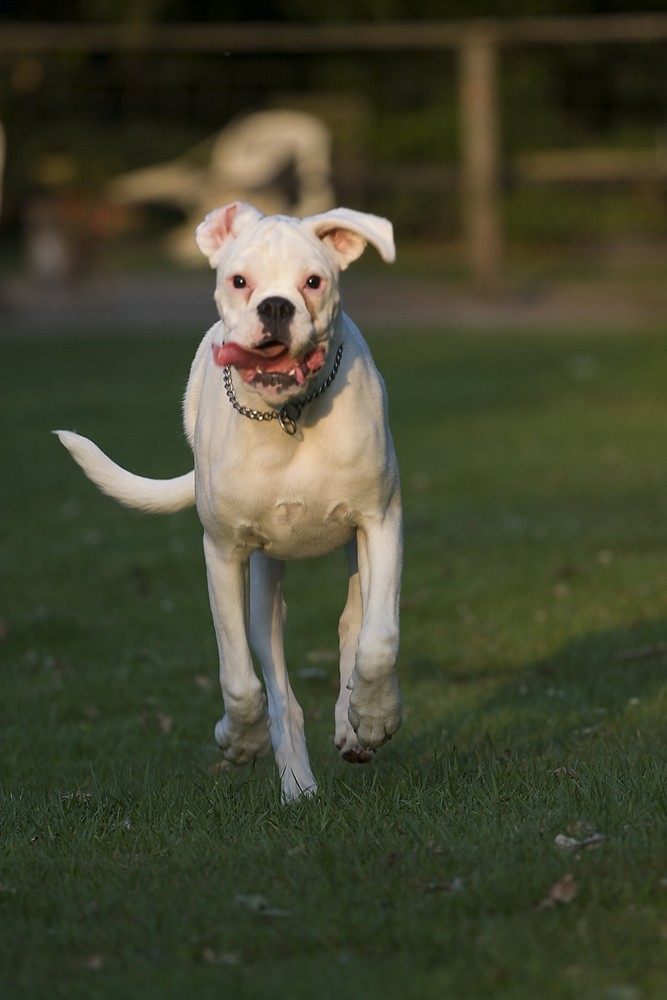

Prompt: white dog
xmin=56 ymin=201 xmax=403 ymax=801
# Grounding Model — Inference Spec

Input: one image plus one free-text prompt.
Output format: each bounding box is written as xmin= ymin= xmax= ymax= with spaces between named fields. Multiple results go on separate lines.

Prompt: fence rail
xmin=3 ymin=16 xmax=667 ymax=52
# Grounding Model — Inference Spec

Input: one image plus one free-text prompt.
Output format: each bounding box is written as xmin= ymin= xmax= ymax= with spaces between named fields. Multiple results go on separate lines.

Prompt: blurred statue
xmin=23 ymin=194 xmax=71 ymax=297
xmin=108 ymin=109 xmax=335 ymax=263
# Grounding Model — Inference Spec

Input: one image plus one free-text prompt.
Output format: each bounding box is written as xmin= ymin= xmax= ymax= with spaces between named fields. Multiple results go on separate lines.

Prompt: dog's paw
xmin=334 ymin=726 xmax=375 ymax=764
xmin=340 ymin=743 xmax=375 ymax=765
xmin=347 ymin=671 xmax=402 ymax=750
xmin=214 ymin=713 xmax=272 ymax=765
xmin=280 ymin=767 xmax=318 ymax=803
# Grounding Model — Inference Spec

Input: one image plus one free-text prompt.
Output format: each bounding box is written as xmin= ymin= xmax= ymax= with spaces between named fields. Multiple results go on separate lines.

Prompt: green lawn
xmin=2 ymin=323 xmax=667 ymax=999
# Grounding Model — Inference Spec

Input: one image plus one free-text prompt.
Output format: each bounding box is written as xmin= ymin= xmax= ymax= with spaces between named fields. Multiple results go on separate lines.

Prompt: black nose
xmin=257 ymin=296 xmax=295 ymax=325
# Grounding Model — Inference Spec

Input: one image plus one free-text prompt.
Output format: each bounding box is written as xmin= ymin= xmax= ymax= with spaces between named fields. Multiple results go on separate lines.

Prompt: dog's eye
xmin=306 ymin=275 xmax=322 ymax=290
xmin=232 ymin=275 xmax=247 ymax=289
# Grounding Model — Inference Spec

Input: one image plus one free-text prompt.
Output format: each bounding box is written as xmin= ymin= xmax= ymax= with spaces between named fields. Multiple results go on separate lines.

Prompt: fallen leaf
xmin=539 ymin=872 xmax=578 ymax=908
xmin=567 ymin=819 xmax=597 ymax=838
xmin=202 ymin=947 xmax=240 ymax=966
xmin=554 ymin=835 xmax=580 ymax=851
xmin=423 ymin=877 xmax=464 ymax=895
xmin=234 ymin=894 xmax=290 ymax=918
xmin=576 ymin=723 xmax=604 ymax=737
xmin=141 ymin=712 xmax=173 ymax=735
xmin=156 ymin=712 xmax=173 ymax=735
xmin=83 ymin=954 xmax=105 ymax=972
xmin=60 ymin=789 xmax=93 ymax=804
xmin=553 ymin=767 xmax=580 ymax=779
xmin=209 ymin=759 xmax=234 ymax=775
xmin=555 ymin=832 xmax=606 ymax=851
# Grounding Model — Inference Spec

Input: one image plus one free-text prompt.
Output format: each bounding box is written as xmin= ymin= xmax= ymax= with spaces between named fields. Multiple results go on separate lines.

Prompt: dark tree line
xmin=3 ymin=1 xmax=667 ymax=24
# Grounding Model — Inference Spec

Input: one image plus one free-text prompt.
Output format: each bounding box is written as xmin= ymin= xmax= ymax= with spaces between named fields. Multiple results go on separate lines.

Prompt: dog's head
xmin=195 ymin=202 xmax=395 ymax=405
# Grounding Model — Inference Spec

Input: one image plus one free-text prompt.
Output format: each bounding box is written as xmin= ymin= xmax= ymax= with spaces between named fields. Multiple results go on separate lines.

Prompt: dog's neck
xmin=222 ymin=342 xmax=344 ymax=435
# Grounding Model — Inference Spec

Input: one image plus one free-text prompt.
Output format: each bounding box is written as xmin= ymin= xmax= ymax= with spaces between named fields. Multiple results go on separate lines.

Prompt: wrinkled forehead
xmin=217 ymin=216 xmax=335 ymax=281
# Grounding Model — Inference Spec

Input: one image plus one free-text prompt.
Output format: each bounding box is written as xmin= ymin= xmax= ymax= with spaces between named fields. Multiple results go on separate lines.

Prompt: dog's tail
xmin=54 ymin=430 xmax=196 ymax=514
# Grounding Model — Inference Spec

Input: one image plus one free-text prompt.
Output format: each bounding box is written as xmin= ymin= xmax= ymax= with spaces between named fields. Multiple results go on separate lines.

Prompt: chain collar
xmin=221 ymin=343 xmax=344 ymax=435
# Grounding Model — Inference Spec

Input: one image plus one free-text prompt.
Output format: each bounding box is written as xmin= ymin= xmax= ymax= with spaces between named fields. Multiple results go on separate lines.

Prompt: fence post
xmin=459 ymin=27 xmax=502 ymax=291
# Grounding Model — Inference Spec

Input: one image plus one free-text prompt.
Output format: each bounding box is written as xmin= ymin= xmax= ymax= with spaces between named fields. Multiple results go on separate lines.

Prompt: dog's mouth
xmin=212 ymin=339 xmax=326 ymax=393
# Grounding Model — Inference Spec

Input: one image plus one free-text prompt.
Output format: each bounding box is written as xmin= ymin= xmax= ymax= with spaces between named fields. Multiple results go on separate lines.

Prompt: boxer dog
xmin=55 ymin=202 xmax=402 ymax=801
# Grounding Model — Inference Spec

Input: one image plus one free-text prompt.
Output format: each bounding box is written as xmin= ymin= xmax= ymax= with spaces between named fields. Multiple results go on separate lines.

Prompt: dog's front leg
xmin=203 ymin=534 xmax=272 ymax=766
xmin=249 ymin=552 xmax=317 ymax=801
xmin=347 ymin=497 xmax=403 ymax=750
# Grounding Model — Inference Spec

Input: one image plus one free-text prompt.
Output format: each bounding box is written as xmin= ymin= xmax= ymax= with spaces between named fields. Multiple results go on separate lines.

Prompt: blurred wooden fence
xmin=3 ymin=15 xmax=667 ymax=288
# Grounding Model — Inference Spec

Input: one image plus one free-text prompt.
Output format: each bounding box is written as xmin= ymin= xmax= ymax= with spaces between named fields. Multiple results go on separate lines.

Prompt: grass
xmin=2 ymin=320 xmax=667 ymax=998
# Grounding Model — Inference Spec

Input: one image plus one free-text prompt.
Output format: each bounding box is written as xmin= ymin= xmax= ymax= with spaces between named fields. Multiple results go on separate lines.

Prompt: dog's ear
xmin=195 ymin=202 xmax=265 ymax=267
xmin=303 ymin=208 xmax=395 ymax=270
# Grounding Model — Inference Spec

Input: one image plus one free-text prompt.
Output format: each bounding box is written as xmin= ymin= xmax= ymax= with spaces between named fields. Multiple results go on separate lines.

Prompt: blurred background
xmin=1 ymin=1 xmax=667 ymax=332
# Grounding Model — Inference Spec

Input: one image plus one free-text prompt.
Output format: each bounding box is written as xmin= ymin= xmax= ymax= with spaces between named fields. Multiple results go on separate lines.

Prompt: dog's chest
xmin=196 ymin=442 xmax=364 ymax=559
xmin=240 ymin=495 xmax=355 ymax=559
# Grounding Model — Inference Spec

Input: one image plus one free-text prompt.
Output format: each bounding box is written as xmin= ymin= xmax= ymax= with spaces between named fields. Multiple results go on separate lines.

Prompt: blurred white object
xmin=108 ymin=109 xmax=335 ymax=263
xmin=24 ymin=195 xmax=70 ymax=293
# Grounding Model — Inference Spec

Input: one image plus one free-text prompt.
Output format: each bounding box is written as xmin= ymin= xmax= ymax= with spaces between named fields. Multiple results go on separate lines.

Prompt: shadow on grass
xmin=399 ymin=616 xmax=667 ymax=762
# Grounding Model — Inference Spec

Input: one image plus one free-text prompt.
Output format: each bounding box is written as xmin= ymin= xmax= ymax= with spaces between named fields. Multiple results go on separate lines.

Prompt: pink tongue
xmin=305 ymin=347 xmax=326 ymax=372
xmin=212 ymin=342 xmax=287 ymax=368
xmin=212 ymin=341 xmax=327 ymax=378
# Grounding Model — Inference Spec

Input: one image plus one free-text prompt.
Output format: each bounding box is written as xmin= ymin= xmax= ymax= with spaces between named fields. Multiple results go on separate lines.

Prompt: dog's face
xmin=196 ymin=202 xmax=395 ymax=405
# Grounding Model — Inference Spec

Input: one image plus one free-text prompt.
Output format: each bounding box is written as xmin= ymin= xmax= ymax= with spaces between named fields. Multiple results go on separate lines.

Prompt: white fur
xmin=53 ymin=431 xmax=195 ymax=513
xmin=56 ymin=202 xmax=402 ymax=802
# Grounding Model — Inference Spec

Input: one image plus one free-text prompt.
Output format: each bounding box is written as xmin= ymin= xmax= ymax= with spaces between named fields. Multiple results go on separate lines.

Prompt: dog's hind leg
xmin=204 ymin=535 xmax=273 ymax=767
xmin=249 ymin=552 xmax=317 ymax=802
xmin=334 ymin=540 xmax=374 ymax=764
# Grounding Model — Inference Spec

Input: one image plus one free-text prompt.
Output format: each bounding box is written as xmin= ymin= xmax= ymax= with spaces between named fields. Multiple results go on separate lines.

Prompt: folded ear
xmin=302 ymin=208 xmax=395 ymax=270
xmin=195 ymin=201 xmax=265 ymax=267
